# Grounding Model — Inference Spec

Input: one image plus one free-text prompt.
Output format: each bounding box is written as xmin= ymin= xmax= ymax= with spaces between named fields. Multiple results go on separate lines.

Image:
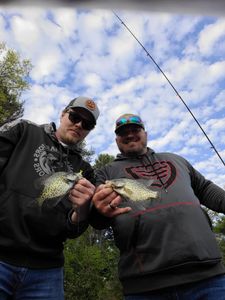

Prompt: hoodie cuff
xmin=67 ymin=209 xmax=89 ymax=237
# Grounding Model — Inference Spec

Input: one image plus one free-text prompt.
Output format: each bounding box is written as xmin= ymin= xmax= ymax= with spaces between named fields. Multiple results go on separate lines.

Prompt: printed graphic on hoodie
xmin=33 ymin=144 xmax=73 ymax=176
xmin=125 ymin=160 xmax=176 ymax=189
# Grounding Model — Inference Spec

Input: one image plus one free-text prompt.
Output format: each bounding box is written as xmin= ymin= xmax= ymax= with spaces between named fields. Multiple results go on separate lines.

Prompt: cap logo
xmin=85 ymin=99 xmax=96 ymax=111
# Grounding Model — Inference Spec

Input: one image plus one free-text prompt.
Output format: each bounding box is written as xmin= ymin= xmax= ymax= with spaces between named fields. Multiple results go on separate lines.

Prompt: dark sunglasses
xmin=67 ymin=111 xmax=95 ymax=130
xmin=116 ymin=115 xmax=143 ymax=127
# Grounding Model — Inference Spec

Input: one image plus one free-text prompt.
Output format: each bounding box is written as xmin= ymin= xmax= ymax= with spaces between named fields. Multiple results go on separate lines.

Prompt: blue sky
xmin=0 ymin=5 xmax=225 ymax=187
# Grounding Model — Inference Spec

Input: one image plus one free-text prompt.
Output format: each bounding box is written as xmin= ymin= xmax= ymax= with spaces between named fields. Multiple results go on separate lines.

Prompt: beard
xmin=118 ymin=139 xmax=147 ymax=157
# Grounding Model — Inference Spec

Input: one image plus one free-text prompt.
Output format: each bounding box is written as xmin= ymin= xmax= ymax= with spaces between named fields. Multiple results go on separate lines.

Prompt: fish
xmin=105 ymin=178 xmax=158 ymax=202
xmin=36 ymin=171 xmax=83 ymax=206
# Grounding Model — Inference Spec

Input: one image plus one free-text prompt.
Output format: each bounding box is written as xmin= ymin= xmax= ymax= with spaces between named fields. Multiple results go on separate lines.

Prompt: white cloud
xmin=83 ymin=72 xmax=103 ymax=93
xmin=30 ymin=47 xmax=66 ymax=83
xmin=214 ymin=91 xmax=225 ymax=111
xmin=11 ymin=14 xmax=41 ymax=52
xmin=0 ymin=7 xmax=224 ymax=186
xmin=22 ymin=84 xmax=73 ymax=124
xmin=207 ymin=61 xmax=225 ymax=82
xmin=52 ymin=8 xmax=78 ymax=37
xmin=197 ymin=19 xmax=225 ymax=56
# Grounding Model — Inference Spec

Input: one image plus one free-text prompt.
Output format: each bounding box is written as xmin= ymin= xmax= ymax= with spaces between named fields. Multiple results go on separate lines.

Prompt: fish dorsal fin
xmin=136 ymin=178 xmax=154 ymax=187
xmin=66 ymin=171 xmax=83 ymax=182
xmin=66 ymin=173 xmax=76 ymax=181
xmin=105 ymin=180 xmax=125 ymax=189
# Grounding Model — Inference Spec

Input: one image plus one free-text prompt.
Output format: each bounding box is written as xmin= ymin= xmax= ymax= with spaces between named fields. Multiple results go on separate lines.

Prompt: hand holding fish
xmin=92 ymin=184 xmax=132 ymax=217
xmin=69 ymin=178 xmax=96 ymax=223
xmin=92 ymin=178 xmax=158 ymax=217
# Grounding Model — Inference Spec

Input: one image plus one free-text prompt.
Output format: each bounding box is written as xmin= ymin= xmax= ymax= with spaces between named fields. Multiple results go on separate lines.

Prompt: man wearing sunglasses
xmin=90 ymin=113 xmax=225 ymax=300
xmin=0 ymin=96 xmax=99 ymax=299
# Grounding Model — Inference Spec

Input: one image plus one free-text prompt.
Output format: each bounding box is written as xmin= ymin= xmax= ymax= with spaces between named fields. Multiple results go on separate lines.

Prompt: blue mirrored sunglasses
xmin=116 ymin=116 xmax=143 ymax=127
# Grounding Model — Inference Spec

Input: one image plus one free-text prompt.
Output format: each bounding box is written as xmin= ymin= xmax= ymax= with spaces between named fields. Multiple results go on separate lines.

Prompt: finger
xmin=72 ymin=183 xmax=95 ymax=196
xmin=93 ymin=187 xmax=115 ymax=200
xmin=93 ymin=192 xmax=120 ymax=210
xmin=109 ymin=202 xmax=117 ymax=210
xmin=76 ymin=178 xmax=95 ymax=190
xmin=69 ymin=195 xmax=91 ymax=211
xmin=69 ymin=189 xmax=93 ymax=206
xmin=107 ymin=206 xmax=132 ymax=217
xmin=95 ymin=184 xmax=106 ymax=192
xmin=109 ymin=195 xmax=125 ymax=208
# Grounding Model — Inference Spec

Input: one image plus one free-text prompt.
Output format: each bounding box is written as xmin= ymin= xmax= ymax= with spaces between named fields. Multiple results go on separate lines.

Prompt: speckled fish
xmin=36 ymin=171 xmax=83 ymax=206
xmin=105 ymin=178 xmax=158 ymax=202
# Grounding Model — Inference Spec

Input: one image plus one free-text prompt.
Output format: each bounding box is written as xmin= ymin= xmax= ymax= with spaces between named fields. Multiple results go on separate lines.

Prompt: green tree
xmin=201 ymin=208 xmax=225 ymax=264
xmin=0 ymin=42 xmax=32 ymax=126
xmin=64 ymin=228 xmax=123 ymax=300
xmin=79 ymin=140 xmax=95 ymax=163
xmin=94 ymin=153 xmax=115 ymax=169
xmin=213 ymin=215 xmax=225 ymax=264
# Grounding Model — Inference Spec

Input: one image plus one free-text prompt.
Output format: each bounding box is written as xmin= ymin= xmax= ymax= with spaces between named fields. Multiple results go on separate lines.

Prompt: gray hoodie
xmin=90 ymin=148 xmax=225 ymax=295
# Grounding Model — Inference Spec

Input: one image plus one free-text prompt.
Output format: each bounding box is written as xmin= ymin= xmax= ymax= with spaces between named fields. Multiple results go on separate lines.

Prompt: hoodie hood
xmin=42 ymin=122 xmax=83 ymax=155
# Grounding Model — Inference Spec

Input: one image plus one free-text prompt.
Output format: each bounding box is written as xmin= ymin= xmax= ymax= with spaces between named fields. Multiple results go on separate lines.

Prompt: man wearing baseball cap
xmin=0 ymin=96 xmax=99 ymax=299
xmin=57 ymin=96 xmax=100 ymax=145
xmin=114 ymin=113 xmax=147 ymax=156
xmin=65 ymin=96 xmax=100 ymax=123
xmin=91 ymin=112 xmax=225 ymax=299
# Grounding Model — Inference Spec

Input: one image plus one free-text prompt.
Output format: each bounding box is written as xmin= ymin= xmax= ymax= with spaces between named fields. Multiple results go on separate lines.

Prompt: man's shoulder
xmin=0 ymin=118 xmax=41 ymax=132
xmin=155 ymin=152 xmax=191 ymax=168
xmin=156 ymin=152 xmax=184 ymax=160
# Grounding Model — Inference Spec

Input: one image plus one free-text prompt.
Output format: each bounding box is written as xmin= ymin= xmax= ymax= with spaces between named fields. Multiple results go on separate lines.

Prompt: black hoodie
xmin=90 ymin=148 xmax=225 ymax=295
xmin=0 ymin=119 xmax=94 ymax=268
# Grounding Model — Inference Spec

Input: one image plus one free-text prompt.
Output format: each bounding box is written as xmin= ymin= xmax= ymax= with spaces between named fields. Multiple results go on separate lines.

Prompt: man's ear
xmin=60 ymin=111 xmax=66 ymax=120
xmin=115 ymin=136 xmax=120 ymax=147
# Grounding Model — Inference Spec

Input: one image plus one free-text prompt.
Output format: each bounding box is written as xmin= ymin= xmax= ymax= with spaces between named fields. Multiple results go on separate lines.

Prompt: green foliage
xmin=78 ymin=140 xmax=95 ymax=163
xmin=212 ymin=215 xmax=225 ymax=265
xmin=213 ymin=216 xmax=225 ymax=235
xmin=94 ymin=153 xmax=115 ymax=169
xmin=64 ymin=227 xmax=123 ymax=300
xmin=0 ymin=42 xmax=32 ymax=126
xmin=217 ymin=237 xmax=225 ymax=265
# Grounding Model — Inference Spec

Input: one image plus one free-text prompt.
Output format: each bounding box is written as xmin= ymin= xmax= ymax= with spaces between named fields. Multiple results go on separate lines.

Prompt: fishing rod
xmin=113 ymin=11 xmax=225 ymax=167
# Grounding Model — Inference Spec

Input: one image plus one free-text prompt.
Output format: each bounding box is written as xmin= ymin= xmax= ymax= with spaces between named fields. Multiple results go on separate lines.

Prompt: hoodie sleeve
xmin=66 ymin=212 xmax=89 ymax=238
xmin=64 ymin=161 xmax=96 ymax=237
xmin=0 ymin=120 xmax=23 ymax=174
xmin=82 ymin=161 xmax=96 ymax=185
xmin=190 ymin=164 xmax=225 ymax=213
xmin=89 ymin=167 xmax=113 ymax=230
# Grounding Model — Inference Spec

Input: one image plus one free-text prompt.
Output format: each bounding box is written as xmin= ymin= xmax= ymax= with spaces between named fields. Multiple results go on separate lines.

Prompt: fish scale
xmin=37 ymin=171 xmax=83 ymax=206
xmin=105 ymin=178 xmax=158 ymax=202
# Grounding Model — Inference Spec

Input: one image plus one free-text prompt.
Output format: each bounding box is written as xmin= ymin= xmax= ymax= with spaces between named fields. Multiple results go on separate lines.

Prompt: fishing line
xmin=113 ymin=11 xmax=225 ymax=167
